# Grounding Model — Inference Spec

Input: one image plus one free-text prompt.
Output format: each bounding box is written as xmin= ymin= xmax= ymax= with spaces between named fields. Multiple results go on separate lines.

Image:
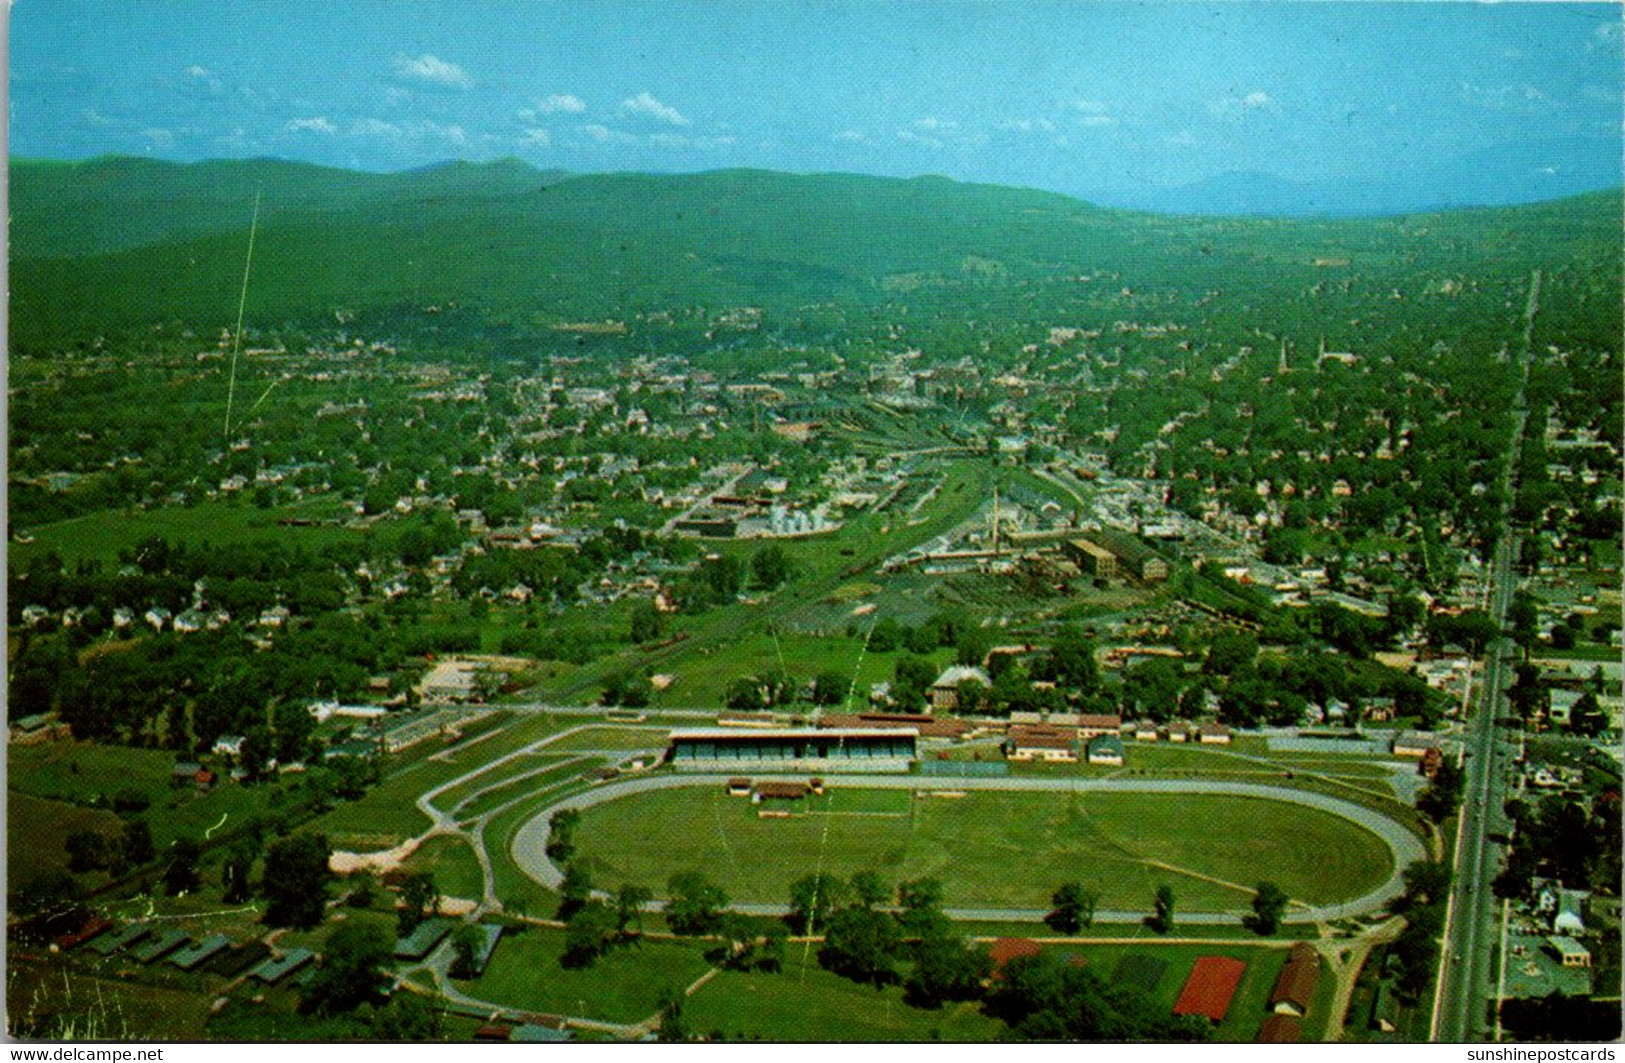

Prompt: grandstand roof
xmin=669 ymin=727 xmax=918 ymax=741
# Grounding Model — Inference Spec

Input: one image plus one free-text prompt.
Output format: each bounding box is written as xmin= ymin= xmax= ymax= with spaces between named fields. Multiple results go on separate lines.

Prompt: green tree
xmin=750 ymin=544 xmax=791 ymax=590
xmin=851 ymin=870 xmax=890 ymax=909
xmin=656 ymin=987 xmax=688 ymax=1042
xmin=1045 ymin=881 xmax=1096 ymax=935
xmin=819 ymin=904 xmax=900 ymax=986
xmin=399 ymin=872 xmax=439 ymax=935
xmin=1045 ymin=625 xmax=1100 ymax=693
xmin=558 ymin=862 xmax=595 ymax=920
xmin=1248 ymin=881 xmax=1289 ymax=935
xmin=302 ymin=921 xmax=392 ymax=1015
xmin=262 ymin=833 xmax=332 ymax=928
xmin=449 ymin=923 xmax=482 ymax=979
xmin=1150 ymin=884 xmax=1176 ymax=933
xmin=896 ymin=877 xmax=948 ymax=939
xmin=788 ymin=873 xmax=850 ymax=934
xmin=811 ymin=669 xmax=849 ymax=706
xmin=904 ymin=934 xmax=991 ymax=1009
xmin=666 ymin=872 xmax=728 ymax=936
xmin=546 ymin=808 xmax=581 ymax=863
xmin=616 ymin=883 xmax=653 ymax=934
xmin=120 ymin=819 xmax=155 ymax=867
xmin=163 ymin=837 xmax=203 ymax=896
xmin=629 ymin=599 xmax=664 ymax=644
xmin=562 ymin=902 xmax=618 ymax=968
xmin=220 ymin=841 xmax=258 ymax=904
xmin=65 ymin=830 xmax=116 ymax=875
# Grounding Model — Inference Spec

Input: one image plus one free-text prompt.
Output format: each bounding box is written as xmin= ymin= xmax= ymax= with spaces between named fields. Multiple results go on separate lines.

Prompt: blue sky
xmin=12 ymin=1 xmax=1623 ymax=202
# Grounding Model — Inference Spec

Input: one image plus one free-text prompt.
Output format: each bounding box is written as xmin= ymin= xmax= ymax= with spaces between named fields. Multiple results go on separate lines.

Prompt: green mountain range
xmin=10 ymin=155 xmax=1621 ymax=349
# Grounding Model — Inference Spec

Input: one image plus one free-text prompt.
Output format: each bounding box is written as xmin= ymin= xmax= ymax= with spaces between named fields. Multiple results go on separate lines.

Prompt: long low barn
xmin=667 ymin=728 xmax=917 ymax=773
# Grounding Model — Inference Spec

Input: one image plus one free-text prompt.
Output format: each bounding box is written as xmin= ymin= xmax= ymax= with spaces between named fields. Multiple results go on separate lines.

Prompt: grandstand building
xmin=665 ymin=727 xmax=918 ymax=773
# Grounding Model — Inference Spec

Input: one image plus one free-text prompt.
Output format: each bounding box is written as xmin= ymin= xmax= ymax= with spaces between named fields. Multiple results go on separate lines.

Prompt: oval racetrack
xmin=511 ymin=772 xmax=1428 ymax=925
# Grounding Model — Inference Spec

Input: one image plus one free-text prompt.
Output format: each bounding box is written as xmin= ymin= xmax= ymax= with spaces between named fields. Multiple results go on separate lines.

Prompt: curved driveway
xmin=511 ymin=772 xmax=1427 ymax=925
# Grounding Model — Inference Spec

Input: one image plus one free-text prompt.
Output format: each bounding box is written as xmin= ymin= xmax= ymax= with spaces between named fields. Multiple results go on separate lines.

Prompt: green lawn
xmin=10 ymin=741 xmax=326 ymax=852
xmin=455 ymin=760 xmax=596 ymax=822
xmin=1045 ymin=941 xmax=1292 ymax=1042
xmin=537 ymin=727 xmax=672 ymax=754
xmin=463 ymin=926 xmax=712 ymax=1024
xmin=11 ymin=496 xmax=359 ymax=565
xmin=7 ymin=792 xmax=127 ymax=883
xmin=649 ymin=634 xmax=949 ymax=710
xmin=571 ymin=786 xmax=1394 ymax=912
xmin=395 ymin=835 xmax=486 ymax=901
xmin=684 ymin=951 xmax=1006 ymax=1042
xmin=308 ymin=713 xmax=574 ymax=848
xmin=428 ymin=753 xmax=571 ymax=815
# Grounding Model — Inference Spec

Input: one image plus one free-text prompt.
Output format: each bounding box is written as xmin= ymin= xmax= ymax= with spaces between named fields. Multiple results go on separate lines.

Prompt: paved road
xmin=1435 ymin=279 xmax=1534 ymax=1043
xmin=1435 ymin=545 xmax=1520 ymax=1041
xmin=509 ymin=772 xmax=1427 ymax=924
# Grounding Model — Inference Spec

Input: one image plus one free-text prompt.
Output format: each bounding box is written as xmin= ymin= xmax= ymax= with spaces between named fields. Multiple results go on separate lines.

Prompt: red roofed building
xmin=1269 ymin=943 xmax=1321 ymax=1017
xmin=1172 ymin=956 xmax=1247 ymax=1022
xmin=1076 ymin=714 xmax=1122 ymax=739
xmin=1257 ymin=1013 xmax=1303 ymax=1042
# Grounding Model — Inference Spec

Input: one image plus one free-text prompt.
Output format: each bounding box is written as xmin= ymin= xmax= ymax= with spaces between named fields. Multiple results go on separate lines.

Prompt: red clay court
xmin=1172 ymin=955 xmax=1248 ymax=1022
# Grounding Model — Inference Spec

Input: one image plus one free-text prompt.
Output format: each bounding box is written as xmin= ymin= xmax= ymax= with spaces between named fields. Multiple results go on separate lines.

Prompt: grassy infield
xmin=10 ymin=460 xmax=1411 ymax=1040
xmin=9 ymin=716 xmax=1405 ymax=1041
xmin=569 ymin=786 xmax=1394 ymax=911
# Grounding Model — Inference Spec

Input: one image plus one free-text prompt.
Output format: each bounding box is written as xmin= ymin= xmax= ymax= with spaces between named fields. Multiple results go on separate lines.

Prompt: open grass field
xmin=11 ymin=496 xmax=360 ymax=566
xmin=7 ymin=793 xmax=128 ymax=882
xmin=10 ymin=741 xmax=326 ymax=852
xmin=394 ymin=835 xmax=486 ymax=901
xmin=648 ymin=634 xmax=949 ymax=710
xmin=455 ymin=759 xmax=596 ymax=822
xmin=684 ymin=950 xmax=1006 ymax=1042
xmin=1038 ymin=941 xmax=1293 ymax=1042
xmin=570 ymin=786 xmax=1394 ymax=911
xmin=308 ymin=713 xmax=572 ymax=848
xmin=427 ymin=752 xmax=572 ymax=815
xmin=464 ymin=926 xmax=712 ymax=1024
xmin=7 ymin=959 xmax=216 ymax=1041
xmin=535 ymin=726 xmax=671 ymax=754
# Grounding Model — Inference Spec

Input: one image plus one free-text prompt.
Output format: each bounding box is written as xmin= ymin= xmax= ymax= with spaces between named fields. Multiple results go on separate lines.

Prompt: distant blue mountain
xmin=1104 ymin=136 xmax=1623 ymax=217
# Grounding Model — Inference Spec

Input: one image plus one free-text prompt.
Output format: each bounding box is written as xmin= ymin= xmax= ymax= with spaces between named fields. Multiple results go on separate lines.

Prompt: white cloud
xmin=1078 ymin=115 xmax=1117 ymax=128
xmin=391 ymin=53 xmax=473 ymax=89
xmin=420 ymin=121 xmax=466 ymax=145
xmin=914 ymin=116 xmax=956 ymax=132
xmin=142 ymin=127 xmax=175 ymax=149
xmin=1072 ymin=99 xmax=1109 ymax=114
xmin=896 ymin=128 xmax=942 ymax=148
xmin=1458 ymin=81 xmax=1555 ymax=114
xmin=833 ymin=129 xmax=870 ymax=144
xmin=351 ymin=117 xmax=402 ymax=138
xmin=584 ymin=123 xmax=614 ymax=142
xmin=998 ymin=118 xmax=1056 ymax=134
xmin=1209 ymin=91 xmax=1280 ymax=116
xmin=519 ymin=127 xmax=552 ymax=148
xmin=620 ymin=91 xmax=689 ymax=126
xmin=81 ymin=108 xmax=118 ymax=127
xmin=537 ymin=94 xmax=586 ymax=114
xmin=1165 ymin=129 xmax=1197 ymax=146
xmin=285 ymin=116 xmax=337 ymax=135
